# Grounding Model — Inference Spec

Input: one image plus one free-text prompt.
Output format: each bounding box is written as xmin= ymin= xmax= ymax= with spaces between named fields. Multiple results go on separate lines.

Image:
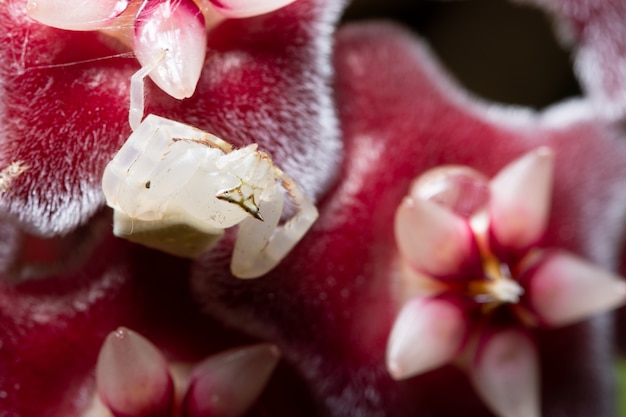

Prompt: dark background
xmin=342 ymin=0 xmax=580 ymax=109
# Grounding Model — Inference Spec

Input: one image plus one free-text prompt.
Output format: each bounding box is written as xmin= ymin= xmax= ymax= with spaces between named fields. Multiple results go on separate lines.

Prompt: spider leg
xmin=231 ymin=169 xmax=318 ymax=279
xmin=129 ymin=49 xmax=167 ymax=131
xmin=172 ymin=136 xmax=234 ymax=154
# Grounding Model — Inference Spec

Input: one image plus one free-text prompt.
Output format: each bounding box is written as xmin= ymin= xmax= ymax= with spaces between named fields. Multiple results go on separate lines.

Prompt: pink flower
xmin=194 ymin=22 xmax=626 ymax=416
xmin=387 ymin=147 xmax=626 ymax=417
xmin=26 ymin=0 xmax=299 ymax=100
xmin=93 ymin=327 xmax=280 ymax=417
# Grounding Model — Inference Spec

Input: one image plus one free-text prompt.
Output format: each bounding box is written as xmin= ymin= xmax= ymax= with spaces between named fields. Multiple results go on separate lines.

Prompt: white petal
xmin=134 ymin=0 xmax=207 ymax=99
xmin=529 ymin=251 xmax=626 ymax=327
xmin=395 ymin=196 xmax=473 ymax=278
xmin=490 ymin=147 xmax=554 ymax=250
xmin=96 ymin=327 xmax=173 ymax=416
xmin=410 ymin=165 xmax=490 ymax=219
xmin=207 ymin=0 xmax=297 ymax=18
xmin=470 ymin=329 xmax=540 ymax=417
xmin=397 ymin=258 xmax=448 ymax=301
xmin=27 ymin=0 xmax=129 ymax=30
xmin=183 ymin=344 xmax=281 ymax=417
xmin=386 ymin=297 xmax=467 ymax=379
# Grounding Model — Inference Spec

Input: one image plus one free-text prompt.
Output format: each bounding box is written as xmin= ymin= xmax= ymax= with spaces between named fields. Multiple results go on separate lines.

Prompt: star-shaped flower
xmin=26 ymin=0 xmax=299 ymax=100
xmin=91 ymin=327 xmax=281 ymax=417
xmin=192 ymin=22 xmax=626 ymax=416
xmin=386 ymin=147 xmax=626 ymax=417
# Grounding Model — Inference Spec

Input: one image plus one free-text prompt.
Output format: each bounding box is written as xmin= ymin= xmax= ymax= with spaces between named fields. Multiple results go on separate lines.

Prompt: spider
xmin=102 ymin=52 xmax=318 ymax=279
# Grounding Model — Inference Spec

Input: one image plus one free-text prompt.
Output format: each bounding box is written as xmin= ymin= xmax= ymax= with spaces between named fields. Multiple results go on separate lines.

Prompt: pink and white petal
xmin=396 ymin=258 xmax=449 ymax=302
xmin=183 ymin=344 xmax=281 ymax=417
xmin=207 ymin=0 xmax=298 ymax=18
xmin=26 ymin=0 xmax=129 ymax=30
xmin=489 ymin=147 xmax=554 ymax=252
xmin=386 ymin=297 xmax=468 ymax=380
xmin=134 ymin=0 xmax=207 ymax=100
xmin=96 ymin=327 xmax=174 ymax=417
xmin=529 ymin=251 xmax=626 ymax=327
xmin=470 ymin=329 xmax=540 ymax=417
xmin=410 ymin=165 xmax=490 ymax=219
xmin=395 ymin=196 xmax=474 ymax=279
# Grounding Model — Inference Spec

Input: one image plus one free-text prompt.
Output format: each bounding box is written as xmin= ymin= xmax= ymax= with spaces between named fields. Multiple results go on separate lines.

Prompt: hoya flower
xmin=92 ymin=327 xmax=280 ymax=417
xmin=193 ymin=22 xmax=626 ymax=417
xmin=386 ymin=147 xmax=626 ymax=417
xmin=26 ymin=0 xmax=299 ymax=100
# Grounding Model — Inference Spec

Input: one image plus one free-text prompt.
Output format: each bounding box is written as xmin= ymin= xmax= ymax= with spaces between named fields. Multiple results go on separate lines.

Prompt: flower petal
xmin=410 ymin=165 xmax=490 ymax=219
xmin=96 ymin=327 xmax=174 ymax=417
xmin=183 ymin=344 xmax=281 ymax=417
xmin=26 ymin=0 xmax=129 ymax=30
xmin=386 ymin=297 xmax=468 ymax=379
xmin=489 ymin=147 xmax=554 ymax=252
xmin=470 ymin=329 xmax=540 ymax=417
xmin=134 ymin=0 xmax=207 ymax=100
xmin=395 ymin=196 xmax=474 ymax=279
xmin=208 ymin=0 xmax=298 ymax=18
xmin=529 ymin=251 xmax=626 ymax=327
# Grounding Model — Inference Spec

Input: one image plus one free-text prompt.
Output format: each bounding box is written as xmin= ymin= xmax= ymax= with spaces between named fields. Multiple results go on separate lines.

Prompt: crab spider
xmin=101 ymin=52 xmax=318 ymax=279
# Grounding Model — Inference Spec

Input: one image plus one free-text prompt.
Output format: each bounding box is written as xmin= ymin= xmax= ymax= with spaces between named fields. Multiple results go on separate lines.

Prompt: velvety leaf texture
xmin=519 ymin=0 xmax=626 ymax=119
xmin=0 ymin=0 xmax=342 ymax=236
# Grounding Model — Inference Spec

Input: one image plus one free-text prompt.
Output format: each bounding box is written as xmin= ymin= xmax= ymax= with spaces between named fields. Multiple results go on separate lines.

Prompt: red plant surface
xmin=2 ymin=0 xmax=626 ymax=416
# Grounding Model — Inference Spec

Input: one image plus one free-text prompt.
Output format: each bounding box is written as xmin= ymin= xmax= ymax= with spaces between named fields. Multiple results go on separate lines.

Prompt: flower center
xmin=485 ymin=276 xmax=524 ymax=304
xmin=468 ymin=213 xmax=524 ymax=309
xmin=470 ymin=254 xmax=524 ymax=308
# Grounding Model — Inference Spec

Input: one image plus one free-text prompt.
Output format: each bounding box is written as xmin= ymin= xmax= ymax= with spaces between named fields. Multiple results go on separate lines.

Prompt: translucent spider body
xmin=102 ymin=115 xmax=318 ymax=278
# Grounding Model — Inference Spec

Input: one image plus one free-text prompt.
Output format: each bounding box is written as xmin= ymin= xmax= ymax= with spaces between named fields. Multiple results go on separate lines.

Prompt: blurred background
xmin=342 ymin=0 xmax=580 ymax=109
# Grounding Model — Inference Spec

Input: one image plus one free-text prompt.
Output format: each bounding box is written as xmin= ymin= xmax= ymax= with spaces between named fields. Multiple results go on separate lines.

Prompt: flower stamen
xmin=469 ymin=254 xmax=524 ymax=314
